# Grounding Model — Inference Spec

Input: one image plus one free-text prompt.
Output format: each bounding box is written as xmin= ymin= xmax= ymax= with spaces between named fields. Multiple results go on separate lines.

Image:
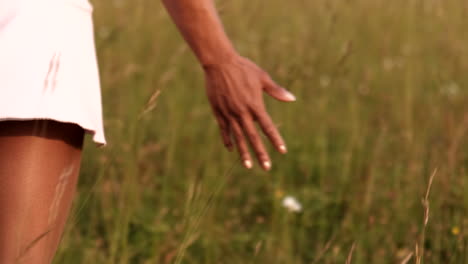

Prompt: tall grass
xmin=55 ymin=0 xmax=468 ymax=263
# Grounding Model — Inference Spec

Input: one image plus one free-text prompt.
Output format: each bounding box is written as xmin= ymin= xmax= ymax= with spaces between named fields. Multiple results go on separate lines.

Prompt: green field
xmin=55 ymin=0 xmax=468 ymax=263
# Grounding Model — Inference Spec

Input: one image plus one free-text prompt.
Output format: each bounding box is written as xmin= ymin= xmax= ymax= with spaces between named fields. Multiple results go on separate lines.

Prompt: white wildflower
xmin=282 ymin=196 xmax=302 ymax=213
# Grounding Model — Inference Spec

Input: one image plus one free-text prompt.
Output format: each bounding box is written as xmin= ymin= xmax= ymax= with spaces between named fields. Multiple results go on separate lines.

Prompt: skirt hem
xmin=0 ymin=116 xmax=106 ymax=146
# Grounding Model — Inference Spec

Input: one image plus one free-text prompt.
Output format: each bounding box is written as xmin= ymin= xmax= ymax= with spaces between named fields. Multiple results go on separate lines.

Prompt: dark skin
xmin=203 ymin=57 xmax=295 ymax=169
xmin=162 ymin=0 xmax=296 ymax=170
xmin=0 ymin=121 xmax=84 ymax=264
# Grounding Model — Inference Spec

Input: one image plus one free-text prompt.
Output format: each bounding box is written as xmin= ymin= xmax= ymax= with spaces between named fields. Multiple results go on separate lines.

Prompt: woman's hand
xmin=161 ymin=0 xmax=295 ymax=170
xmin=204 ymin=56 xmax=296 ymax=170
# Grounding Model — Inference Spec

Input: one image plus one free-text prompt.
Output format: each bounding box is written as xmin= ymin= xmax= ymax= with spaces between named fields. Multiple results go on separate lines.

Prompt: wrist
xmin=200 ymin=50 xmax=239 ymax=70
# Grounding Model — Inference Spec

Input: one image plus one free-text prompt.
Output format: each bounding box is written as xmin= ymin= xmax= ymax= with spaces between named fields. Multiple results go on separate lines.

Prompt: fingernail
xmin=279 ymin=145 xmax=287 ymax=154
xmin=244 ymin=160 xmax=253 ymax=169
xmin=263 ymin=161 xmax=271 ymax=170
xmin=285 ymin=91 xmax=296 ymax=101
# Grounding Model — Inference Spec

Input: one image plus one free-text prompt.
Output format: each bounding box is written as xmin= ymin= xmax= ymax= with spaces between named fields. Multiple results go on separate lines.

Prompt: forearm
xmin=161 ymin=0 xmax=238 ymax=66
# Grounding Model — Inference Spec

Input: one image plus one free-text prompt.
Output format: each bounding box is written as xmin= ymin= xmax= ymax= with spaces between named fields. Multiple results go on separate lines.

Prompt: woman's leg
xmin=0 ymin=120 xmax=85 ymax=264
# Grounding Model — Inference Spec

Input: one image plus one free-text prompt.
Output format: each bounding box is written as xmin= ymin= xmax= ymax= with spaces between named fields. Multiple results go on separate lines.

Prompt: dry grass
xmin=54 ymin=0 xmax=468 ymax=263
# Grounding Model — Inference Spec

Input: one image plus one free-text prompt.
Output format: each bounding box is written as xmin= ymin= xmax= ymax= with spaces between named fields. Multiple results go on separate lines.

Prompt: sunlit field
xmin=55 ymin=0 xmax=468 ymax=263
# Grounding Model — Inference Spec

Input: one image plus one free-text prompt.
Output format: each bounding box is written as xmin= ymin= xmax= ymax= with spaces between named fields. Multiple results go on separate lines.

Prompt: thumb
xmin=263 ymin=76 xmax=296 ymax=102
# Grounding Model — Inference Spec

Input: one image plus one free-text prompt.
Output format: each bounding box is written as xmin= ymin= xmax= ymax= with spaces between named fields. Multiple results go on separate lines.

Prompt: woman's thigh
xmin=0 ymin=120 xmax=84 ymax=264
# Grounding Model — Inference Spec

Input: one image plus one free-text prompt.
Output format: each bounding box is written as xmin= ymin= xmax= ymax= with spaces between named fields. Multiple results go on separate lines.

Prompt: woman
xmin=0 ymin=0 xmax=296 ymax=262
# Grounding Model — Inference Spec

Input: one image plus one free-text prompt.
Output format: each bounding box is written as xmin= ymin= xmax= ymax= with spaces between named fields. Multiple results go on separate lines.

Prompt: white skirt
xmin=0 ymin=0 xmax=106 ymax=145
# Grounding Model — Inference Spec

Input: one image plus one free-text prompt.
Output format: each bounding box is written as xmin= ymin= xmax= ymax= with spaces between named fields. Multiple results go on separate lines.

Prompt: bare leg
xmin=0 ymin=120 xmax=84 ymax=264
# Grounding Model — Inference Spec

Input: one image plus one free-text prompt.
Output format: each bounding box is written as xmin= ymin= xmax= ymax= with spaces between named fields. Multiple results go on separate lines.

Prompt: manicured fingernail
xmin=285 ymin=91 xmax=296 ymax=101
xmin=263 ymin=161 xmax=271 ymax=170
xmin=244 ymin=160 xmax=253 ymax=169
xmin=279 ymin=145 xmax=287 ymax=153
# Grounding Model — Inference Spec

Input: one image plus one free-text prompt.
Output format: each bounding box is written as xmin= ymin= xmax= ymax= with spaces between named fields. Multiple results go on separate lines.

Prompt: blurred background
xmin=56 ymin=0 xmax=468 ymax=263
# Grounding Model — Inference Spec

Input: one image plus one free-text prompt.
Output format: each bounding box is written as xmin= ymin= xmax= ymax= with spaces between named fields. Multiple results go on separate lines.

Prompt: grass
xmin=54 ymin=0 xmax=468 ymax=263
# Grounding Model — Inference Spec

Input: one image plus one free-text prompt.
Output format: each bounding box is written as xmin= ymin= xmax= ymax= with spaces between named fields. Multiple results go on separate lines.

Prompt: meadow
xmin=56 ymin=0 xmax=468 ymax=263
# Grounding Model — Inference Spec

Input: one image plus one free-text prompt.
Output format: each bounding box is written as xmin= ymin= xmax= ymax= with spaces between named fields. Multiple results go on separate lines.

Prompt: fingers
xmin=255 ymin=110 xmax=287 ymax=154
xmin=219 ymin=106 xmax=287 ymax=170
xmin=213 ymin=110 xmax=233 ymax=151
xmin=229 ymin=111 xmax=285 ymax=171
xmin=230 ymin=118 xmax=253 ymax=169
xmin=239 ymin=115 xmax=272 ymax=171
xmin=262 ymin=75 xmax=296 ymax=102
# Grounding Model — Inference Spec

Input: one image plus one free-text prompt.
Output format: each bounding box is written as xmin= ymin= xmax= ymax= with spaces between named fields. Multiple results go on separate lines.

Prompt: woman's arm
xmin=162 ymin=0 xmax=296 ymax=171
